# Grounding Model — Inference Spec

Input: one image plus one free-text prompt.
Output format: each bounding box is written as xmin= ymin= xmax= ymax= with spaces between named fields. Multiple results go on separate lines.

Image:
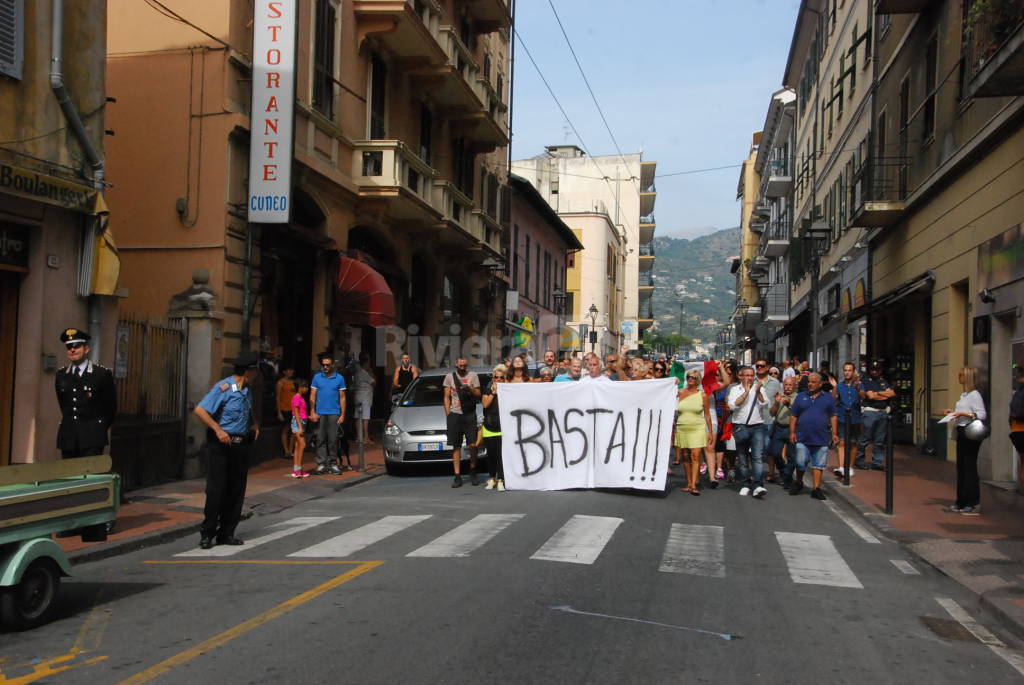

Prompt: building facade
xmin=512 ymin=145 xmax=657 ymax=351
xmin=732 ymin=133 xmax=763 ymax=365
xmin=506 ymin=173 xmax=583 ymax=358
xmin=0 ymin=0 xmax=117 ymax=465
xmin=106 ymin=0 xmax=512 ymax=409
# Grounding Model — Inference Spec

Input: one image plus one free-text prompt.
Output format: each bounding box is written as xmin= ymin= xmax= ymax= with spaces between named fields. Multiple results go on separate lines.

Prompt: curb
xmin=822 ymin=479 xmax=1024 ymax=642
xmin=68 ymin=469 xmax=384 ymax=566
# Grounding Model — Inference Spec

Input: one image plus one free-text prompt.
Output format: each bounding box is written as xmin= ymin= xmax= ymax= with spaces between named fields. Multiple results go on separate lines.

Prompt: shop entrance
xmin=259 ymin=227 xmax=316 ymax=378
xmin=0 ymin=270 xmax=19 ymax=466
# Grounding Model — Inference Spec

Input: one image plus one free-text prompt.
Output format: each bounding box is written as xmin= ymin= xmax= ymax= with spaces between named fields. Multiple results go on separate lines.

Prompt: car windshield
xmin=400 ymin=373 xmax=491 ymax=406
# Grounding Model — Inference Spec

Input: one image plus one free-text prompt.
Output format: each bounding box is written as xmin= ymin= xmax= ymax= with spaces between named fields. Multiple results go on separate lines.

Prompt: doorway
xmin=0 ymin=270 xmax=19 ymax=466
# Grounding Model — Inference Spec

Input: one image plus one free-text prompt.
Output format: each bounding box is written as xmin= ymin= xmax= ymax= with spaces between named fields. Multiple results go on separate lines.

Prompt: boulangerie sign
xmin=497 ymin=378 xmax=677 ymax=491
xmin=248 ymin=0 xmax=297 ymax=223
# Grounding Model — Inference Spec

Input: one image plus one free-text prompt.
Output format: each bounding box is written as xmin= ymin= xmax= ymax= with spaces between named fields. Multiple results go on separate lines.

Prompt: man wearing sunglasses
xmin=55 ymin=327 xmax=116 ymax=459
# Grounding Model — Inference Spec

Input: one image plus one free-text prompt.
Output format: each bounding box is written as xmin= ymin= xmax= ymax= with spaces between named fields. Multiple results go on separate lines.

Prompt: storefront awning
xmin=335 ymin=256 xmax=396 ymax=328
xmin=846 ymin=271 xmax=934 ymax=321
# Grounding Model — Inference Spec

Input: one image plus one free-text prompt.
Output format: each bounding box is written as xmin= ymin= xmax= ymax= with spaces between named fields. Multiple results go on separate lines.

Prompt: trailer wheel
xmin=0 ymin=559 xmax=61 ymax=630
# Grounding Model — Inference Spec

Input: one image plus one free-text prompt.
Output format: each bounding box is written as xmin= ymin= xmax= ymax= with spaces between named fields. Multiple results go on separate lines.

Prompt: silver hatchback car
xmin=383 ymin=367 xmax=492 ymax=474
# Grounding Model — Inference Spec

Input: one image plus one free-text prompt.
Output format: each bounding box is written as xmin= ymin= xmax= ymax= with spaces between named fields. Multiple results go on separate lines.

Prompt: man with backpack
xmin=443 ymin=357 xmax=481 ymax=488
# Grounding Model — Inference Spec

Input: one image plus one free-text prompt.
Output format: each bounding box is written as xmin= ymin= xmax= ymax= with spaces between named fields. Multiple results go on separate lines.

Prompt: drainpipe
xmin=50 ymin=0 xmax=107 ymax=358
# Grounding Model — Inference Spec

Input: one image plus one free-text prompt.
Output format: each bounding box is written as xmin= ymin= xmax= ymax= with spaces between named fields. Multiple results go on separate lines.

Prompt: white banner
xmin=497 ymin=378 xmax=678 ymax=491
xmin=248 ymin=0 xmax=297 ymax=223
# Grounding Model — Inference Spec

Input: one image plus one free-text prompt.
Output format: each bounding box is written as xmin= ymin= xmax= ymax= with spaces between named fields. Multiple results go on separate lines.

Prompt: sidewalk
xmin=823 ymin=444 xmax=1024 ymax=639
xmin=60 ymin=445 xmax=386 ymax=563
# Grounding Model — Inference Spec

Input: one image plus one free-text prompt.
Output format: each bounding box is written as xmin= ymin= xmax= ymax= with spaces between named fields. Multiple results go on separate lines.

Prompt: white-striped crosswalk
xmin=182 ymin=514 xmax=893 ymax=589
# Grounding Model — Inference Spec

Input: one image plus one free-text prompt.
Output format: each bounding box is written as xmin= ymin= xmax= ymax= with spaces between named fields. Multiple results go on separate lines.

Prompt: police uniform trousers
xmin=202 ymin=436 xmax=251 ymax=539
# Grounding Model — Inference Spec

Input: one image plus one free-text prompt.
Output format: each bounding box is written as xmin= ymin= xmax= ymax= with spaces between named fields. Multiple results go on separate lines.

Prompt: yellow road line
xmin=117 ymin=560 xmax=382 ymax=685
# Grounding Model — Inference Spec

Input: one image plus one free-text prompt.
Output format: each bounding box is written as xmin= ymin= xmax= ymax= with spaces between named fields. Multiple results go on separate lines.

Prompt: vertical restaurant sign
xmin=248 ymin=0 xmax=297 ymax=223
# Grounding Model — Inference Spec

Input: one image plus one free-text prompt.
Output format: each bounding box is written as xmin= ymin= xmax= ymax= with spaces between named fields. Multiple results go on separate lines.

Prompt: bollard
xmin=843 ymin=409 xmax=851 ymax=487
xmin=884 ymin=413 xmax=894 ymax=515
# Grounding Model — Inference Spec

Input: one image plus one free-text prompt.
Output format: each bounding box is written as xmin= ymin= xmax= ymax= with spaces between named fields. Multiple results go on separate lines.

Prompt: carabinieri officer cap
xmin=60 ymin=327 xmax=92 ymax=345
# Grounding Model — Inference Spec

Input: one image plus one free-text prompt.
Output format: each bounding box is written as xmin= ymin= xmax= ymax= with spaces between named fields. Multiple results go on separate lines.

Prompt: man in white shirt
xmin=782 ymin=359 xmax=797 ymax=380
xmin=580 ymin=353 xmax=611 ymax=383
xmin=727 ymin=365 xmax=769 ymax=498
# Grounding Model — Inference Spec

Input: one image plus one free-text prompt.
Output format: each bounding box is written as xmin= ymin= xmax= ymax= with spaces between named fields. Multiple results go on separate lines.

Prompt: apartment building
xmin=731 ymin=133 xmax=763 ymax=366
xmin=106 ymin=0 xmax=512 ymax=385
xmin=748 ymin=88 xmax=797 ymax=363
xmin=0 ymin=0 xmax=117 ymax=464
xmin=862 ymin=0 xmax=1024 ymax=476
xmin=512 ymin=145 xmax=657 ymax=352
xmin=783 ymin=0 xmax=875 ymax=372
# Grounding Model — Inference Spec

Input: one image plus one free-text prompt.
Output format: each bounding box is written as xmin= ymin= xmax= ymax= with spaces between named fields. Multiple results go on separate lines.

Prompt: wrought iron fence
xmin=963 ymin=0 xmax=1024 ymax=84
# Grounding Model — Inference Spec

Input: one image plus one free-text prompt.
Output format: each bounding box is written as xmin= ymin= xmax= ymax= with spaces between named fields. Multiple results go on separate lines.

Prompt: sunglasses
xmin=755 ymin=363 xmax=767 ymax=368
xmin=321 ymin=362 xmax=332 ymax=367
xmin=770 ymin=371 xmax=780 ymax=376
xmin=66 ymin=343 xmax=85 ymax=350
xmin=493 ymin=375 xmax=506 ymax=380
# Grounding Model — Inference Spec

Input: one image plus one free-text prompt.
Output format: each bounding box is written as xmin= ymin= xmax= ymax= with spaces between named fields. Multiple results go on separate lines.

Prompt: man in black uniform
xmin=55 ymin=328 xmax=117 ymax=459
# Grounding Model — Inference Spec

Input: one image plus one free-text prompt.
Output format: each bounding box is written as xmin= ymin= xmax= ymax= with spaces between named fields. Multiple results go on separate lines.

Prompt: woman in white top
xmin=353 ymin=352 xmax=376 ymax=444
xmin=942 ymin=366 xmax=987 ymax=515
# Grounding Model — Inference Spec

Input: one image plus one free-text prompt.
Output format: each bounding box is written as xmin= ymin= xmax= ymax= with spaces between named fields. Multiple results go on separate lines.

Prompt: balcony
xmin=640 ymin=189 xmax=656 ymax=216
xmin=465 ymin=0 xmax=512 ymax=33
xmin=639 ymin=215 xmax=656 ymax=244
xmin=874 ymin=0 xmax=937 ymax=12
xmin=638 ymin=300 xmax=654 ymax=331
xmin=850 ymin=156 xmax=907 ymax=228
xmin=761 ymin=282 xmax=790 ymax=324
xmin=354 ymin=0 xmax=446 ymax=64
xmin=638 ymin=242 xmax=655 ymax=271
xmin=751 ymin=201 xmax=772 ymax=222
xmin=733 ymin=301 xmax=762 ymax=334
xmin=761 ymin=220 xmax=790 ymax=258
xmin=764 ymin=158 xmax=792 ymax=198
xmin=640 ymin=161 xmax=657 ymax=191
xmin=749 ymin=221 xmax=765 ymax=235
xmin=638 ymin=270 xmax=654 ymax=301
xmin=962 ymin=0 xmax=1024 ymax=98
xmin=352 ymin=140 xmax=442 ymax=222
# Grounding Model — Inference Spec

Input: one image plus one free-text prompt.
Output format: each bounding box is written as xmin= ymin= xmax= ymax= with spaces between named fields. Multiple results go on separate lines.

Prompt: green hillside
xmin=647 ymin=227 xmax=740 ymax=345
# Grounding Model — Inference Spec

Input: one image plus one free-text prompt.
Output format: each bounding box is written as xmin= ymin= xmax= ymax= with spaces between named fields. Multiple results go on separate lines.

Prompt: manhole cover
xmin=920 ymin=616 xmax=979 ymax=643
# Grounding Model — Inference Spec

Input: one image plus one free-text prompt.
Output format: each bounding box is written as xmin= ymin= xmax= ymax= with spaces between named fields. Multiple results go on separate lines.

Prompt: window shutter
xmin=0 ymin=0 xmax=24 ymax=81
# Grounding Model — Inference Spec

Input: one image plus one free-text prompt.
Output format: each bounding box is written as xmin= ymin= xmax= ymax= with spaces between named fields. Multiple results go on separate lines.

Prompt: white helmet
xmin=963 ymin=419 xmax=990 ymax=442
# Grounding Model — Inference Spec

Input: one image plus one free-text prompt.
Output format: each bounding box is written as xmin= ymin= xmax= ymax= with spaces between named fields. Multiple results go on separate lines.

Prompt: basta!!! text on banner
xmin=497 ymin=378 xmax=678 ymax=491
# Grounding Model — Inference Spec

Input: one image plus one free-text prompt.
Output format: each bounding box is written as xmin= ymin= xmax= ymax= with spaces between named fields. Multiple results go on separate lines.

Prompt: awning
xmin=335 ymin=256 xmax=396 ymax=328
xmin=846 ymin=271 xmax=933 ymax=321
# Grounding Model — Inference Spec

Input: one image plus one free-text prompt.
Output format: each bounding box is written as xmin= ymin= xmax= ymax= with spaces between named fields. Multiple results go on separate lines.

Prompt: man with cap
xmin=192 ymin=351 xmax=261 ymax=549
xmin=55 ymin=327 xmax=117 ymax=459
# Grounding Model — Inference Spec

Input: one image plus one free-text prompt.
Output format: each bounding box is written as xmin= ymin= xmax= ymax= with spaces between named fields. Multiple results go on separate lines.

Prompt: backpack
xmin=1010 ymin=384 xmax=1024 ymax=422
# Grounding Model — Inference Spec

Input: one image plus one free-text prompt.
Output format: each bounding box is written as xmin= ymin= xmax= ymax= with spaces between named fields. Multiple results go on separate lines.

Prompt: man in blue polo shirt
xmin=193 ymin=351 xmax=261 ymax=549
xmin=789 ymin=372 xmax=839 ymax=501
xmin=832 ymin=362 xmax=864 ymax=479
xmin=310 ymin=353 xmax=347 ymax=475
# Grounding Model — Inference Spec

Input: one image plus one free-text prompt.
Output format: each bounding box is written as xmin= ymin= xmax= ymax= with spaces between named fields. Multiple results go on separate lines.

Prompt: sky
xmin=508 ymin=0 xmax=802 ymax=240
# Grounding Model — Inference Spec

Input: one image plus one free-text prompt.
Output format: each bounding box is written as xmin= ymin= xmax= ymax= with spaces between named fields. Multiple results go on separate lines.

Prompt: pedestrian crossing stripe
xmin=182 ymin=516 xmax=892 ymax=589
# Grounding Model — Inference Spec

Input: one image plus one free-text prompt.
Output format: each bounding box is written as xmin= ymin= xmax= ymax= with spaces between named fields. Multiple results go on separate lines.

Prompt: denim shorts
xmin=291 ymin=417 xmax=306 ymax=434
xmin=795 ymin=443 xmax=829 ymax=471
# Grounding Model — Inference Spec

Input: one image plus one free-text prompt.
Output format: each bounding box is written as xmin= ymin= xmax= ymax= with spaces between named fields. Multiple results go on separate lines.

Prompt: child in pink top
xmin=290 ymin=379 xmax=310 ymax=478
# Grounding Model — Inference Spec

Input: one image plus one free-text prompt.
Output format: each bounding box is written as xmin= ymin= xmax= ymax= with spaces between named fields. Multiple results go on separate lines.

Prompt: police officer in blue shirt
xmin=192 ymin=351 xmax=261 ymax=550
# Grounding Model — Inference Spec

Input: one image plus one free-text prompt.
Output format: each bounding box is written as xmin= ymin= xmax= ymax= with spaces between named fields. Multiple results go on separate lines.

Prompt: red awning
xmin=336 ymin=256 xmax=397 ymax=327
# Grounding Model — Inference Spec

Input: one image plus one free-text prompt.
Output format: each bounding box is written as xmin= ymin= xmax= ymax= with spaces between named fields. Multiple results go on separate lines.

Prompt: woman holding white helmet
xmin=943 ymin=366 xmax=987 ymax=516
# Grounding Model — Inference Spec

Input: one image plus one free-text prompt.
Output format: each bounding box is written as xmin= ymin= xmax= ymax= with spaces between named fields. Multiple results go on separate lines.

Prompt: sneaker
xmin=811 ymin=488 xmax=827 ymax=501
xmin=752 ymin=486 xmax=767 ymax=499
xmin=470 ymin=472 xmax=480 ymax=486
xmin=709 ymin=481 xmax=719 ymax=489
xmin=945 ymin=505 xmax=964 ymax=513
xmin=960 ymin=506 xmax=980 ymax=516
xmin=327 ymin=465 xmax=344 ymax=475
xmin=452 ymin=475 xmax=463 ymax=488
xmin=700 ymin=463 xmax=708 ymax=476
xmin=856 ymin=462 xmax=871 ymax=470
xmin=739 ymin=486 xmax=751 ymax=496
xmin=485 ymin=478 xmax=497 ymax=490
xmin=715 ymin=468 xmax=725 ymax=480
xmin=789 ymin=481 xmax=804 ymax=496
xmin=311 ymin=466 xmax=328 ymax=476
xmin=496 ymin=479 xmax=506 ymax=492
xmin=871 ymin=464 xmax=886 ymax=471
xmin=289 ymin=470 xmax=305 ymax=479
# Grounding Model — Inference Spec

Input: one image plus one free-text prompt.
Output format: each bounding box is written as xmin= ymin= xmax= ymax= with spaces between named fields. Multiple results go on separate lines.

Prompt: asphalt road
xmin=3 ymin=469 xmax=1024 ymax=684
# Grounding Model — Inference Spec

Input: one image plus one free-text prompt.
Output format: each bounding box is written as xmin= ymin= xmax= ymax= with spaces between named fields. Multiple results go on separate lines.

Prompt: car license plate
xmin=417 ymin=443 xmax=442 ymax=452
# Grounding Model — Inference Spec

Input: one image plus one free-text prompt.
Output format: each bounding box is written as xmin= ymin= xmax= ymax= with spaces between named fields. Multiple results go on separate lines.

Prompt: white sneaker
xmin=752 ymin=486 xmax=767 ymax=498
xmin=739 ymin=486 xmax=751 ymax=496
xmin=485 ymin=478 xmax=496 ymax=490
xmin=496 ymin=479 xmax=506 ymax=492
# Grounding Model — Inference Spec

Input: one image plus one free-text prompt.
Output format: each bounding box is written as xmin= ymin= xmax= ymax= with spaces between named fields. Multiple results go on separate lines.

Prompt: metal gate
xmin=110 ymin=315 xmax=186 ymax=489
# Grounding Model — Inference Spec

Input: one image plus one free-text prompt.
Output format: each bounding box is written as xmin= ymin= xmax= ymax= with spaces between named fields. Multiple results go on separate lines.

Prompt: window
xmin=419 ymin=104 xmax=432 ymax=164
xmin=312 ymin=0 xmax=337 ymax=118
xmin=451 ymin=137 xmax=472 ymax=195
xmin=369 ymin=53 xmax=387 ymax=139
xmin=543 ymin=251 xmax=551 ymax=309
xmin=0 ymin=0 xmax=24 ymax=80
xmin=483 ymin=53 xmax=492 ymax=83
xmin=535 ymin=243 xmax=541 ymax=303
xmin=486 ymin=174 xmax=499 ymax=219
xmin=826 ymin=284 xmax=841 ymax=315
xmin=524 ymin=235 xmax=531 ymax=298
xmin=565 ymin=291 xmax=575 ymax=320
xmin=512 ymin=225 xmax=520 ymax=290
xmin=923 ymin=37 xmax=937 ymax=141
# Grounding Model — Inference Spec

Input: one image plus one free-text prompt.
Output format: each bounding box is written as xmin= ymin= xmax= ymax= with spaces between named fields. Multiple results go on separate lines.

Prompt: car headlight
xmin=384 ymin=419 xmax=401 ymax=437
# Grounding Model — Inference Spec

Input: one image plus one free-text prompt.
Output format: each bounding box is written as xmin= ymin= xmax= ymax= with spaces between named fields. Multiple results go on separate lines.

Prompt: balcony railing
xmin=761 ymin=282 xmax=790 ymax=322
xmin=639 ymin=300 xmax=654 ymax=320
xmin=639 ymin=243 xmax=655 ymax=257
xmin=639 ymin=271 xmax=654 ymax=287
xmin=850 ymin=155 xmax=908 ymax=227
xmin=962 ymin=0 xmax=1024 ymax=97
xmin=353 ymin=140 xmax=439 ymax=212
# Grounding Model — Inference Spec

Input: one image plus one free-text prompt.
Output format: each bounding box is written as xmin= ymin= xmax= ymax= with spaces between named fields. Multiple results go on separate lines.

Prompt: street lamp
xmin=588 ymin=303 xmax=598 ymax=354
xmin=552 ymin=287 xmax=566 ymax=355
